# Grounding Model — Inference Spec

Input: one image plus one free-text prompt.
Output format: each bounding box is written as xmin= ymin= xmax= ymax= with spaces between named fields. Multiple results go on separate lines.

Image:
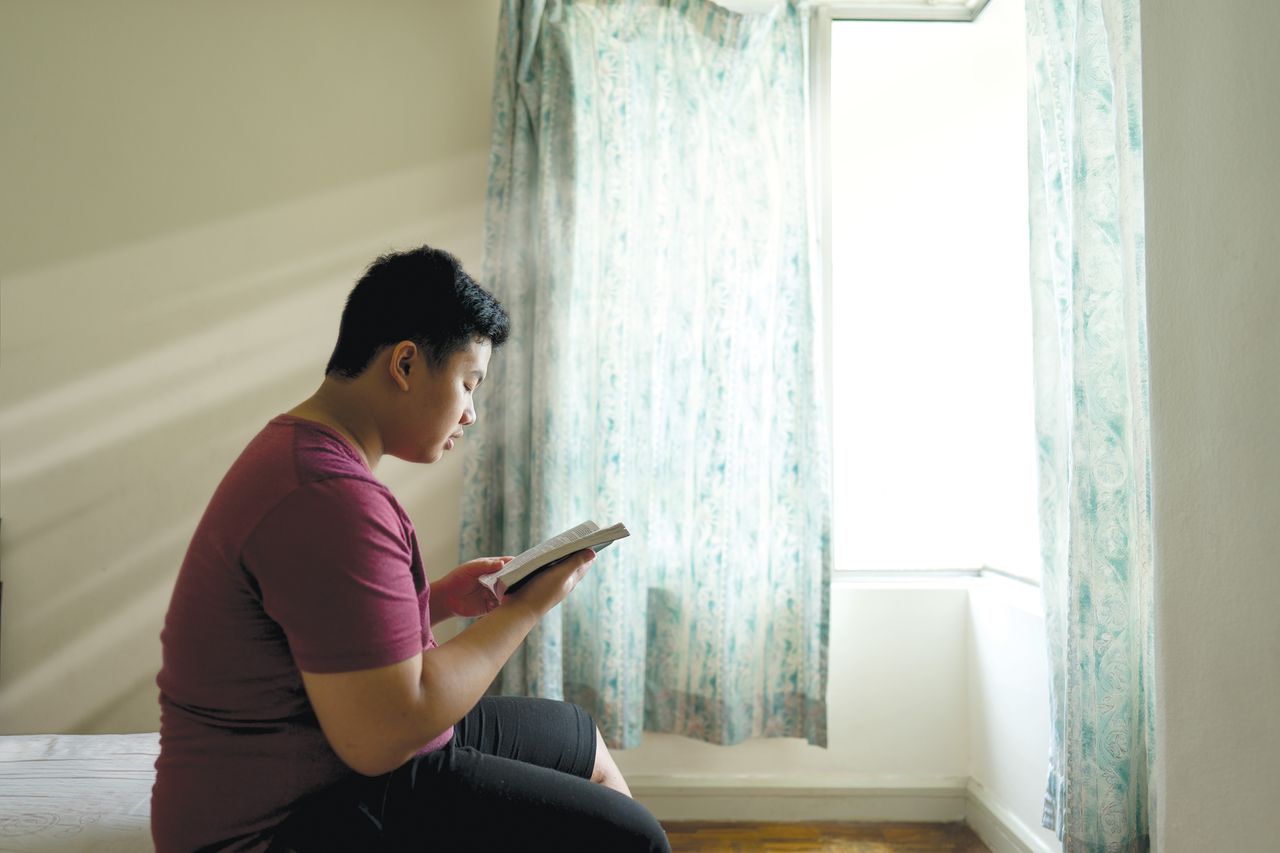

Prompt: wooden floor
xmin=662 ymin=821 xmax=991 ymax=852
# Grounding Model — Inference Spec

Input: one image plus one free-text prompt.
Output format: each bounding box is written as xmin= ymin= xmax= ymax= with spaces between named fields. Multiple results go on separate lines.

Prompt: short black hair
xmin=325 ymin=245 xmax=509 ymax=378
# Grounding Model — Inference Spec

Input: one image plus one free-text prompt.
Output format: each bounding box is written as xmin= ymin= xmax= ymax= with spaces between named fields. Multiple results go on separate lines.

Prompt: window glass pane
xmin=829 ymin=6 xmax=1039 ymax=577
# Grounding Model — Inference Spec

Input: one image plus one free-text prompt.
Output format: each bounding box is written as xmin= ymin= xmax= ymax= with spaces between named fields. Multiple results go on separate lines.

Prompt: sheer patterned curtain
xmin=460 ymin=0 xmax=830 ymax=750
xmin=1027 ymin=0 xmax=1155 ymax=849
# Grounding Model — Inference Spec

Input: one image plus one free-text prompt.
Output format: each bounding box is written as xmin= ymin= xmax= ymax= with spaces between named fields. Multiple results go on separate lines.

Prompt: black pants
xmin=267 ymin=697 xmax=670 ymax=852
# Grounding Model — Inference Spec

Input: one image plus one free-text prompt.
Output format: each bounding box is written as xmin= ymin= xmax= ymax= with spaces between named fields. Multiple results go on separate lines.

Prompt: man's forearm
xmin=313 ymin=555 xmax=591 ymax=777
xmin=410 ymin=601 xmax=541 ymax=739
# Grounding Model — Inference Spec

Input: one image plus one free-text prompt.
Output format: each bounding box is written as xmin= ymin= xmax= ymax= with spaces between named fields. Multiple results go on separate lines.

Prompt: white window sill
xmin=832 ymin=569 xmax=1044 ymax=617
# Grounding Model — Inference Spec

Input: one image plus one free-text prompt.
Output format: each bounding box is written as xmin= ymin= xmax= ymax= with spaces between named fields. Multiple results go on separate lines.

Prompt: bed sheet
xmin=0 ymin=733 xmax=158 ymax=852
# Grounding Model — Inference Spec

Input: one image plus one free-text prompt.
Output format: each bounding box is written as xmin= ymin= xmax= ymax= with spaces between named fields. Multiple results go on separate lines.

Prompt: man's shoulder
xmin=267 ymin=414 xmax=373 ymax=485
xmin=204 ymin=416 xmax=393 ymax=540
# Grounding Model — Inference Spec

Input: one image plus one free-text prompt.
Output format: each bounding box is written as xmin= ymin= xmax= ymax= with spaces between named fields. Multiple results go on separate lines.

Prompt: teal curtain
xmin=1027 ymin=0 xmax=1155 ymax=849
xmin=460 ymin=0 xmax=831 ymax=750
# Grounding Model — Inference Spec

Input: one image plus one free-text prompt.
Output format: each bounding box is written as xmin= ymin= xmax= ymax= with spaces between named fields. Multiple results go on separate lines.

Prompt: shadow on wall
xmin=0 ymin=154 xmax=488 ymax=734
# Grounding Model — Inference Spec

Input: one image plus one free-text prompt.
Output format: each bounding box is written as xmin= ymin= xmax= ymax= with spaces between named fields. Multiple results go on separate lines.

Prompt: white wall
xmin=0 ymin=0 xmax=501 ymax=733
xmin=1142 ymin=1 xmax=1280 ymax=850
xmin=617 ymin=584 xmax=972 ymax=791
xmin=616 ymin=580 xmax=1063 ymax=853
xmin=968 ymin=580 xmax=1061 ymax=852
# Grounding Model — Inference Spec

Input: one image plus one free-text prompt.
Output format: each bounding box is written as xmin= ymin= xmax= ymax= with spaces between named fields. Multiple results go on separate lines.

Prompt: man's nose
xmin=461 ymin=404 xmax=477 ymax=426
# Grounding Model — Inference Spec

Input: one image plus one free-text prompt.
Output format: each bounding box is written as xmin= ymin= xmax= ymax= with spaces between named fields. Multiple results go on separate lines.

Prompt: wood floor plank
xmin=662 ymin=821 xmax=991 ymax=852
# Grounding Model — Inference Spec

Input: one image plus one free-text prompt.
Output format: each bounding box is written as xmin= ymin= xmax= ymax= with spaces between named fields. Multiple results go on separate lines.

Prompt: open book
xmin=478 ymin=520 xmax=630 ymax=595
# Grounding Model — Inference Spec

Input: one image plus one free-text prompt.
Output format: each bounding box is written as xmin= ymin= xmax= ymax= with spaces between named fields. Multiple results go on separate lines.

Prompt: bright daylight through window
xmin=827 ymin=3 xmax=1040 ymax=580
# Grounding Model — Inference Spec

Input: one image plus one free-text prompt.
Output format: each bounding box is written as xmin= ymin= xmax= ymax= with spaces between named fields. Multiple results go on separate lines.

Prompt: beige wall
xmin=1144 ymin=1 xmax=1280 ymax=850
xmin=1 ymin=0 xmax=497 ymax=276
xmin=0 ymin=0 xmax=501 ymax=733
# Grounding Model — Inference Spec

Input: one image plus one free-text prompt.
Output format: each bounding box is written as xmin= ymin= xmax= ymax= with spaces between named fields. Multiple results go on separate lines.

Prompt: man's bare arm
xmin=299 ymin=549 xmax=595 ymax=777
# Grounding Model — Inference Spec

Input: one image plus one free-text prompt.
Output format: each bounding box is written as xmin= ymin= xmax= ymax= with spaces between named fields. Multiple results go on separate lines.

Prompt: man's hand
xmin=501 ymin=548 xmax=596 ymax=617
xmin=430 ymin=557 xmax=511 ymax=622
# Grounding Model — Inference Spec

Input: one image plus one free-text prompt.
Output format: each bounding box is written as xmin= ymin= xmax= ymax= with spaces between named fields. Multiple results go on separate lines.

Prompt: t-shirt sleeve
xmin=243 ymin=476 xmax=424 ymax=674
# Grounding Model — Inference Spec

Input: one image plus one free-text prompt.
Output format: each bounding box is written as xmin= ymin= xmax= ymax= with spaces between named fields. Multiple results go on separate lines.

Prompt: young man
xmin=152 ymin=246 xmax=669 ymax=852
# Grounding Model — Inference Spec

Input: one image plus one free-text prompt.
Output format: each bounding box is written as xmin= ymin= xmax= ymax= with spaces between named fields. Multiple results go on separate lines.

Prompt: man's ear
xmin=389 ymin=341 xmax=417 ymax=391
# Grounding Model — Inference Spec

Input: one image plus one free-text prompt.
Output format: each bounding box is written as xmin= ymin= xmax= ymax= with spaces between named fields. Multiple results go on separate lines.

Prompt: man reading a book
xmin=152 ymin=245 xmax=668 ymax=852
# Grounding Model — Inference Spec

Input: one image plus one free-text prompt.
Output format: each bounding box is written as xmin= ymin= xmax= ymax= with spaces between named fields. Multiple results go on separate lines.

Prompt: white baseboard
xmin=630 ymin=775 xmax=968 ymax=822
xmin=631 ymin=775 xmax=1060 ymax=853
xmin=964 ymin=780 xmax=1058 ymax=853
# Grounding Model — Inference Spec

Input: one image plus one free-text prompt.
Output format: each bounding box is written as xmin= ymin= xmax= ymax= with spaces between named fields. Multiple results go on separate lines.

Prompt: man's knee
xmin=611 ymin=796 xmax=671 ymax=853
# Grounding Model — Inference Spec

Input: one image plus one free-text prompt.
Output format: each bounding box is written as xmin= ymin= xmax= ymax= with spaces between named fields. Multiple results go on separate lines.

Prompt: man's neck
xmin=287 ymin=380 xmax=383 ymax=470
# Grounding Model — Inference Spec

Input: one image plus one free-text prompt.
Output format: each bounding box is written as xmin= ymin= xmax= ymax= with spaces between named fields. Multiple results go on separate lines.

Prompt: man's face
xmin=402 ymin=338 xmax=492 ymax=464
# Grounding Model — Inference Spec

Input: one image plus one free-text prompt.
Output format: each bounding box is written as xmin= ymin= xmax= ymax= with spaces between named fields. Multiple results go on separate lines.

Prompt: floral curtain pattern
xmin=1026 ymin=0 xmax=1155 ymax=849
xmin=460 ymin=0 xmax=831 ymax=750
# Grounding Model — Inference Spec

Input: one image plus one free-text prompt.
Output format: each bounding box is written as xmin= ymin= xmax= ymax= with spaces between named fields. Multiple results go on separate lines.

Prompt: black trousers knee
xmin=267 ymin=696 xmax=670 ymax=853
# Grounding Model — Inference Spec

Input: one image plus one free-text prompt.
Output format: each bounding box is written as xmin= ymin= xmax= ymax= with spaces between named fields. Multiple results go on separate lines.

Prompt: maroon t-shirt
xmin=152 ymin=415 xmax=453 ymax=853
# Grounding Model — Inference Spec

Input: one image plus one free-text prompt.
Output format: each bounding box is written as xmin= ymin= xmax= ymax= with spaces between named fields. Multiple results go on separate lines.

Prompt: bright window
xmin=826 ymin=2 xmax=1040 ymax=580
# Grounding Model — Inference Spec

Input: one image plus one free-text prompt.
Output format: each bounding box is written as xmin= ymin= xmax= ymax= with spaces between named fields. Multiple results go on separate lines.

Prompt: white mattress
xmin=0 ymin=733 xmax=158 ymax=852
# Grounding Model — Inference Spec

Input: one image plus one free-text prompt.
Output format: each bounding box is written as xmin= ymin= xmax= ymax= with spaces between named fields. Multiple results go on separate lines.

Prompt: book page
xmin=477 ymin=520 xmax=629 ymax=592
xmin=495 ymin=521 xmax=600 ymax=580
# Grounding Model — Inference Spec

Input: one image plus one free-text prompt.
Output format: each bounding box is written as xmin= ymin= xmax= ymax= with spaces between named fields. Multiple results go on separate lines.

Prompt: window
xmin=817 ymin=0 xmax=1040 ymax=581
